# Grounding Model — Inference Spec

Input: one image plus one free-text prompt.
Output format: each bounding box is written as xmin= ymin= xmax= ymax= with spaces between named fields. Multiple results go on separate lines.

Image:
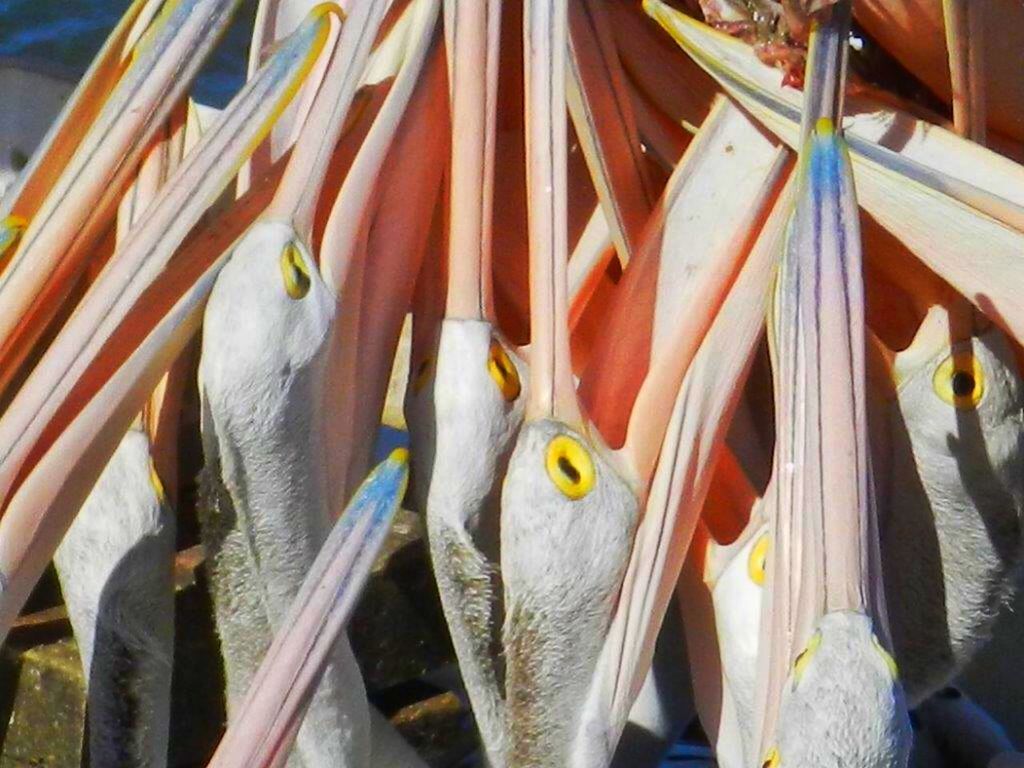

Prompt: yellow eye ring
xmin=932 ymin=352 xmax=984 ymax=409
xmin=761 ymin=747 xmax=780 ymax=768
xmin=872 ymin=634 xmax=900 ymax=681
xmin=487 ymin=340 xmax=521 ymax=401
xmin=280 ymin=242 xmax=311 ymax=300
xmin=748 ymin=532 xmax=770 ymax=586
xmin=792 ymin=630 xmax=822 ymax=686
xmin=545 ymin=435 xmax=595 ymax=500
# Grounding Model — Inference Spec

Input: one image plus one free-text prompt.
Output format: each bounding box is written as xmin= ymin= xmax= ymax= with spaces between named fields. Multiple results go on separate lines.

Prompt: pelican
xmin=207 ymin=449 xmax=411 ymax=768
xmin=869 ymin=5 xmax=1024 ymax=698
xmin=880 ymin=303 xmax=1024 ymax=702
xmin=199 ymin=0 xmax=441 ymax=765
xmin=499 ymin=1 xmax=793 ymax=764
xmin=404 ymin=2 xmax=526 ymax=764
xmin=649 ymin=0 xmax=1024 ymax=739
xmin=55 ymin=423 xmax=175 ymax=767
xmin=7 ymin=2 xmax=1024 ymax=766
xmin=752 ymin=7 xmax=912 ymax=764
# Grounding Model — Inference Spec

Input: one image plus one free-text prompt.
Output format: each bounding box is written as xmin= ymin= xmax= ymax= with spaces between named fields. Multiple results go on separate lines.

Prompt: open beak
xmin=0 ymin=0 xmax=250 ymax=397
xmin=0 ymin=5 xmax=334 ymax=644
xmin=206 ymin=449 xmax=409 ymax=768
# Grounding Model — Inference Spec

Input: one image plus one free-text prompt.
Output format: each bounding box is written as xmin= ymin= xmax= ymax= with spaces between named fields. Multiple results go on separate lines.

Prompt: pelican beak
xmin=0 ymin=0 xmax=252 ymax=397
xmin=207 ymin=449 xmax=409 ymax=768
xmin=566 ymin=0 xmax=655 ymax=268
xmin=578 ymin=96 xmax=788 ymax=478
xmin=942 ymin=0 xmax=986 ymax=142
xmin=0 ymin=5 xmax=335 ymax=645
xmin=297 ymin=0 xmax=443 ymax=505
xmin=579 ymin=173 xmax=794 ymax=760
xmin=522 ymin=0 xmax=581 ymax=429
xmin=754 ymin=114 xmax=908 ymax=761
xmin=644 ymin=0 xmax=1024 ymax=349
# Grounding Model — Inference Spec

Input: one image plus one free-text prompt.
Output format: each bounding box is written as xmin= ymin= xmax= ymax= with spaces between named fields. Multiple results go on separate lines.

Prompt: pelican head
xmin=407 ymin=319 xmax=526 ymax=532
xmin=199 ymin=219 xmax=381 ymax=768
xmin=769 ymin=611 xmax=910 ymax=768
xmin=501 ymin=418 xmax=638 ymax=766
xmin=201 ymin=222 xmax=335 ymax=455
xmin=882 ymin=303 xmax=1024 ymax=701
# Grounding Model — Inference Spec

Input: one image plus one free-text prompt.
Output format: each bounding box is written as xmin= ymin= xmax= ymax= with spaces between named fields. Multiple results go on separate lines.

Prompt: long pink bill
xmin=576 ymin=171 xmax=795 ymax=764
xmin=206 ymin=450 xmax=409 ymax=768
xmin=754 ymin=114 xmax=908 ymax=764
xmin=566 ymin=0 xmax=655 ymax=267
xmin=443 ymin=0 xmax=502 ymax=320
xmin=318 ymin=0 xmax=446 ymax=504
xmin=0 ymin=0 xmax=248 ymax=397
xmin=645 ymin=0 xmax=1024 ymax=350
xmin=0 ymin=7 xmax=334 ymax=644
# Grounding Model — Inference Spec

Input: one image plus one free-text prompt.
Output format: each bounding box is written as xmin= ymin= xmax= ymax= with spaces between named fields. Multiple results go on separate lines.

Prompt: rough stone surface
xmin=0 ymin=639 xmax=85 ymax=768
xmin=351 ymin=509 xmax=455 ymax=692
xmin=391 ymin=691 xmax=477 ymax=768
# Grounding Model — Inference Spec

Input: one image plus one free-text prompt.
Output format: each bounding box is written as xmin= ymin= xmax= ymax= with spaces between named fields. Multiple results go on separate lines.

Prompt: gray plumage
xmin=880 ymin=318 xmax=1024 ymax=703
xmin=55 ymin=426 xmax=175 ymax=768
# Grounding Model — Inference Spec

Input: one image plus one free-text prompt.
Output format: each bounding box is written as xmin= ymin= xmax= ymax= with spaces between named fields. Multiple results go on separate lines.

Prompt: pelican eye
xmin=761 ymin=747 xmax=780 ymax=768
xmin=792 ymin=630 xmax=822 ymax=686
xmin=747 ymin=532 xmax=770 ymax=586
xmin=933 ymin=353 xmax=984 ymax=409
xmin=412 ymin=355 xmax=434 ymax=393
xmin=545 ymin=435 xmax=595 ymax=500
xmin=872 ymin=634 xmax=899 ymax=681
xmin=280 ymin=242 xmax=311 ymax=300
xmin=487 ymin=340 xmax=520 ymax=401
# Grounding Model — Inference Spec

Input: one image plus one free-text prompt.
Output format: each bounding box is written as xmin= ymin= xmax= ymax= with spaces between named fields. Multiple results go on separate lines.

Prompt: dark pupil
xmin=495 ymin=356 xmax=509 ymax=379
xmin=558 ymin=456 xmax=580 ymax=485
xmin=951 ymin=370 xmax=975 ymax=398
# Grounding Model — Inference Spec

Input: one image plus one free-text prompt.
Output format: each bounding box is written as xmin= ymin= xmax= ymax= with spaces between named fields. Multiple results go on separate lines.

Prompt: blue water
xmin=0 ymin=0 xmax=255 ymax=106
